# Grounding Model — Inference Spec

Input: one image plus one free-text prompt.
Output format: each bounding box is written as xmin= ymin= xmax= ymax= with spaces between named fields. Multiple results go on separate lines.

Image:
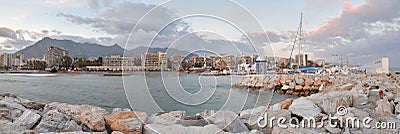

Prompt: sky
xmin=0 ymin=0 xmax=399 ymax=67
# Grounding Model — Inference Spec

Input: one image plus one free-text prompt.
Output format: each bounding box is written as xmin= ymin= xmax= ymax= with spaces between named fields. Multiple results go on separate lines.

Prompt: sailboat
xmin=288 ymin=13 xmax=322 ymax=73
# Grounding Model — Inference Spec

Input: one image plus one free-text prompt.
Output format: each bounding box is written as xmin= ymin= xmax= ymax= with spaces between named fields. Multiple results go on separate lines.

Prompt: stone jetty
xmin=1 ymin=74 xmax=399 ymax=133
xmin=234 ymin=74 xmax=399 ymax=97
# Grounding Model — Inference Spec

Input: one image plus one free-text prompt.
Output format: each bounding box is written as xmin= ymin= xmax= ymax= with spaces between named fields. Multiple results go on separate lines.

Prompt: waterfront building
xmin=255 ymin=57 xmax=267 ymax=74
xmin=365 ymin=57 xmax=390 ymax=74
xmin=0 ymin=53 xmax=12 ymax=68
xmin=44 ymin=46 xmax=69 ymax=67
xmin=102 ymin=56 xmax=135 ymax=71
xmin=295 ymin=54 xmax=308 ymax=66
xmin=222 ymin=55 xmax=239 ymax=71
xmin=141 ymin=52 xmax=167 ymax=71
xmin=170 ymin=54 xmax=185 ymax=71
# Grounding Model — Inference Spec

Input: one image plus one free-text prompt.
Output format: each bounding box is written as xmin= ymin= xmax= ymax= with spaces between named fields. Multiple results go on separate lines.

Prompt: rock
xmin=148 ymin=111 xmax=184 ymax=125
xmin=35 ymin=110 xmax=82 ymax=132
xmin=271 ymin=127 xmax=319 ymax=134
xmin=280 ymin=98 xmax=294 ymax=109
xmin=384 ymin=92 xmax=395 ymax=101
xmin=294 ymin=85 xmax=303 ymax=91
xmin=396 ymin=104 xmax=400 ymax=114
xmin=313 ymin=79 xmax=322 ymax=86
xmin=13 ymin=109 xmax=41 ymax=129
xmin=289 ymin=82 xmax=296 ymax=90
xmin=348 ymin=108 xmax=369 ymax=118
xmin=289 ymin=97 xmax=321 ymax=118
xmin=270 ymin=103 xmax=281 ymax=111
xmin=110 ymin=118 xmax=143 ymax=134
xmin=204 ymin=110 xmax=249 ymax=133
xmin=105 ymin=111 xmax=148 ymax=134
xmin=304 ymin=78 xmax=314 ymax=86
xmin=45 ymin=103 xmax=109 ymax=132
xmin=111 ymin=131 xmax=124 ymax=134
xmin=35 ymin=120 xmax=82 ymax=133
xmin=105 ymin=111 xmax=148 ymax=125
xmin=281 ymin=85 xmax=290 ymax=90
xmin=340 ymin=83 xmax=353 ymax=90
xmin=239 ymin=106 xmax=267 ymax=132
xmin=375 ymin=99 xmax=393 ymax=115
xmin=0 ymin=120 xmax=27 ymax=133
xmin=79 ymin=107 xmax=109 ymax=132
xmin=325 ymin=125 xmax=342 ymax=134
xmin=21 ymin=101 xmax=46 ymax=110
xmin=144 ymin=124 xmax=223 ymax=134
xmin=0 ymin=100 xmax=26 ymax=121
xmin=303 ymin=85 xmax=311 ymax=91
xmin=295 ymin=77 xmax=305 ymax=86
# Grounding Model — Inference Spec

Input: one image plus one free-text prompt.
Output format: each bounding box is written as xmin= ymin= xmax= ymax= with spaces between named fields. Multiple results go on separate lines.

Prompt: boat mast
xmin=298 ymin=13 xmax=303 ymax=66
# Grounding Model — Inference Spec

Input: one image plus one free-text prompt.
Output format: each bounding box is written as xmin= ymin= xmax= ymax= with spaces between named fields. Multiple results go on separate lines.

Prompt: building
xmin=295 ymin=54 xmax=308 ymax=67
xmin=365 ymin=57 xmax=390 ymax=74
xmin=12 ymin=54 xmax=25 ymax=67
xmin=44 ymin=46 xmax=69 ymax=67
xmin=222 ymin=55 xmax=239 ymax=70
xmin=141 ymin=52 xmax=167 ymax=71
xmin=255 ymin=57 xmax=267 ymax=74
xmin=99 ymin=56 xmax=135 ymax=71
xmin=170 ymin=54 xmax=185 ymax=71
xmin=0 ymin=53 xmax=12 ymax=68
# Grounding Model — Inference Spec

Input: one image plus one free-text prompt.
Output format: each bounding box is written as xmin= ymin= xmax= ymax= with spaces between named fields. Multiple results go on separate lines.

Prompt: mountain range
xmin=14 ymin=37 xmax=192 ymax=59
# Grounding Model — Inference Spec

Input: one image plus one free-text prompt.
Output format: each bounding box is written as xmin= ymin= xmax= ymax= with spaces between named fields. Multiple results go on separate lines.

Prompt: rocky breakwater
xmin=233 ymin=75 xmax=326 ymax=96
xmin=234 ymin=74 xmax=399 ymax=97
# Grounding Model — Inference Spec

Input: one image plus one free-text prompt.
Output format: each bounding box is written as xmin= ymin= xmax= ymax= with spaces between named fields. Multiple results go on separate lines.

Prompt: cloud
xmin=310 ymin=0 xmax=400 ymax=43
xmin=57 ymin=1 xmax=190 ymax=49
xmin=0 ymin=27 xmax=18 ymax=40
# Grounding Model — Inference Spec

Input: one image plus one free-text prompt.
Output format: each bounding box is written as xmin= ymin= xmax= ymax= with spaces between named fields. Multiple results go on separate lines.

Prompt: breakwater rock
xmin=233 ymin=74 xmax=400 ymax=97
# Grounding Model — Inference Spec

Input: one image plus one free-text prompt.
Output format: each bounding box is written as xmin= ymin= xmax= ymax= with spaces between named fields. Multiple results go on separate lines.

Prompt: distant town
xmin=0 ymin=44 xmax=328 ymax=74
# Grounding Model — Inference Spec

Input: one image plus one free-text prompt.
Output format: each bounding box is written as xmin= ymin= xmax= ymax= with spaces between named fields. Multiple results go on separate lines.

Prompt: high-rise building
xmin=44 ymin=46 xmax=69 ymax=67
xmin=295 ymin=54 xmax=308 ymax=66
xmin=101 ymin=55 xmax=135 ymax=71
xmin=141 ymin=52 xmax=167 ymax=71
xmin=0 ymin=53 xmax=12 ymax=67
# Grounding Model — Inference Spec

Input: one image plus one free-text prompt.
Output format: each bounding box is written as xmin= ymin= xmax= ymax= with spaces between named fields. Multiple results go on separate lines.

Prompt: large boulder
xmin=340 ymin=83 xmax=353 ymax=90
xmin=295 ymin=77 xmax=305 ymax=86
xmin=239 ymin=106 xmax=267 ymax=131
xmin=0 ymin=120 xmax=27 ymax=133
xmin=0 ymin=100 xmax=26 ymax=121
xmin=79 ymin=107 xmax=109 ymax=132
xmin=13 ymin=109 xmax=41 ymax=129
xmin=110 ymin=118 xmax=143 ymax=134
xmin=304 ymin=78 xmax=314 ymax=86
xmin=204 ymin=110 xmax=249 ymax=133
xmin=375 ymin=98 xmax=393 ymax=116
xmin=21 ymin=101 xmax=46 ymax=110
xmin=35 ymin=120 xmax=82 ymax=133
xmin=44 ymin=103 xmax=108 ymax=132
xmin=280 ymin=98 xmax=294 ymax=109
xmin=35 ymin=109 xmax=82 ymax=132
xmin=289 ymin=97 xmax=321 ymax=118
xmin=105 ymin=111 xmax=148 ymax=134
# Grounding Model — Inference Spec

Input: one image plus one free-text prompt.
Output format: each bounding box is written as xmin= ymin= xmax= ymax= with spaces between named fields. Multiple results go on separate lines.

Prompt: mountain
xmin=124 ymin=46 xmax=196 ymax=58
xmin=14 ymin=37 xmax=125 ymax=59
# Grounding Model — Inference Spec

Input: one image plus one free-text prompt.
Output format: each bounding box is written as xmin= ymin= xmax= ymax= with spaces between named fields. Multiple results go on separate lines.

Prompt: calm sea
xmin=0 ymin=72 xmax=290 ymax=115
